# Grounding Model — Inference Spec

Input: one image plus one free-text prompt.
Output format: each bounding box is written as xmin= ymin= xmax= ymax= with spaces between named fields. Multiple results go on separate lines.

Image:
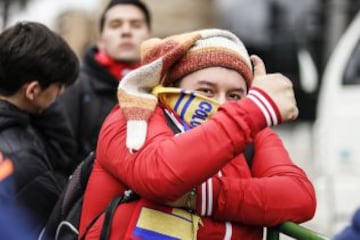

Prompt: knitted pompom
xmin=126 ymin=120 xmax=148 ymax=151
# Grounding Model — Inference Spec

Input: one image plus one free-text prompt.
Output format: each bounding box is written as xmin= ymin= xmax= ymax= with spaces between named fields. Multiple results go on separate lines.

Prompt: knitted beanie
xmin=118 ymin=29 xmax=253 ymax=151
xmin=167 ymin=33 xmax=252 ymax=87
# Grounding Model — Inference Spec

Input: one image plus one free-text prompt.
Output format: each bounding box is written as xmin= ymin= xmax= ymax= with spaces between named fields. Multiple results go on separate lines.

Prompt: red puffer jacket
xmin=79 ymin=98 xmax=316 ymax=240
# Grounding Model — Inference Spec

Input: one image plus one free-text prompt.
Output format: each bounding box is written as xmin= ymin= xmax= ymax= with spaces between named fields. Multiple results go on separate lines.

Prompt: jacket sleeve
xmin=30 ymin=101 xmax=78 ymax=175
xmin=197 ymin=128 xmax=316 ymax=226
xmin=98 ymin=97 xmax=269 ymax=203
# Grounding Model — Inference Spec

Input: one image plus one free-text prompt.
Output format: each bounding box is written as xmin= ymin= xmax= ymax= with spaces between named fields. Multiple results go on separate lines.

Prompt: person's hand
xmin=250 ymin=55 xmax=299 ymax=122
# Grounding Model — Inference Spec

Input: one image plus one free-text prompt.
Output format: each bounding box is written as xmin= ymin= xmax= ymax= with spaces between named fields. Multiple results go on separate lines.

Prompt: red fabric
xmin=94 ymin=50 xmax=140 ymax=80
xmin=249 ymin=86 xmax=282 ymax=124
xmin=79 ymin=97 xmax=316 ymax=240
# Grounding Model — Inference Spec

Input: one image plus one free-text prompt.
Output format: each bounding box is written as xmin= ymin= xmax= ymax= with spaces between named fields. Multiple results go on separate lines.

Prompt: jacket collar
xmin=82 ymin=47 xmax=127 ymax=92
xmin=0 ymin=100 xmax=30 ymax=131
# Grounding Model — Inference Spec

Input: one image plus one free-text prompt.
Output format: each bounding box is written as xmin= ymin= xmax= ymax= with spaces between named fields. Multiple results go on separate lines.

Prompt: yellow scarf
xmin=152 ymin=85 xmax=220 ymax=130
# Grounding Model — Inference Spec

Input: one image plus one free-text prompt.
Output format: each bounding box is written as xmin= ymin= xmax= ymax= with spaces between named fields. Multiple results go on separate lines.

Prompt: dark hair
xmin=99 ymin=0 xmax=151 ymax=32
xmin=0 ymin=21 xmax=79 ymax=96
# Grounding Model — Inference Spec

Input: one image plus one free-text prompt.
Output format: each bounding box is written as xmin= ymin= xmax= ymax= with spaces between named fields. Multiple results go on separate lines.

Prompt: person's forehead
xmin=105 ymin=4 xmax=146 ymax=22
xmin=182 ymin=67 xmax=247 ymax=87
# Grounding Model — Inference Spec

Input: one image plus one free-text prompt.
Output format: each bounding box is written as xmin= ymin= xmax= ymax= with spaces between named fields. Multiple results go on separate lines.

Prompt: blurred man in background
xmin=58 ymin=0 xmax=152 ymax=160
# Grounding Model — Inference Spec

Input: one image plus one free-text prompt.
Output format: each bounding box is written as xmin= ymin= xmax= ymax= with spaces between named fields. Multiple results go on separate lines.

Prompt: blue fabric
xmin=0 ymin=175 xmax=36 ymax=240
xmin=333 ymin=208 xmax=360 ymax=240
xmin=0 ymin=176 xmax=14 ymax=204
xmin=132 ymin=228 xmax=180 ymax=240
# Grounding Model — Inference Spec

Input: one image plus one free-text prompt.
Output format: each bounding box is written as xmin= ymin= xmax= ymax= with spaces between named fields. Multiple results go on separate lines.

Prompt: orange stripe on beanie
xmin=167 ymin=34 xmax=253 ymax=87
xmin=168 ymin=48 xmax=252 ymax=87
xmin=118 ymin=29 xmax=252 ymax=151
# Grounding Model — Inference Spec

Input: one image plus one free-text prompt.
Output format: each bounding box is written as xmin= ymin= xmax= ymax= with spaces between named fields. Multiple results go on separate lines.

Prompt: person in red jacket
xmin=80 ymin=29 xmax=316 ymax=239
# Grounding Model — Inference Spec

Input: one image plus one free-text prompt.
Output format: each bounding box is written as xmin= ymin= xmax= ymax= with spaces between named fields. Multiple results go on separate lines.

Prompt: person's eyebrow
xmin=231 ymin=88 xmax=246 ymax=94
xmin=196 ymin=80 xmax=215 ymax=86
xmin=196 ymin=80 xmax=246 ymax=93
xmin=108 ymin=16 xmax=145 ymax=24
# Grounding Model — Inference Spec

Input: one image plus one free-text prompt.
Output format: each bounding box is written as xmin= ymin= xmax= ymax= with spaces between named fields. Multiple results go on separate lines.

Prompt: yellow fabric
xmin=136 ymin=207 xmax=202 ymax=240
xmin=152 ymin=85 xmax=220 ymax=128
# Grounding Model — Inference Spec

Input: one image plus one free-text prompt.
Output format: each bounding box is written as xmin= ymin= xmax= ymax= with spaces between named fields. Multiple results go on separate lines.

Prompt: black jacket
xmin=0 ymin=100 xmax=77 ymax=236
xmin=57 ymin=47 xmax=119 ymax=159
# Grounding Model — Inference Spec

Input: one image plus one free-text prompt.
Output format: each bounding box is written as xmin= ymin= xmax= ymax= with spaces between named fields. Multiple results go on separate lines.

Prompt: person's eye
xmin=196 ymin=88 xmax=214 ymax=97
xmin=131 ymin=21 xmax=145 ymax=29
xmin=109 ymin=21 xmax=122 ymax=29
xmin=227 ymin=93 xmax=243 ymax=101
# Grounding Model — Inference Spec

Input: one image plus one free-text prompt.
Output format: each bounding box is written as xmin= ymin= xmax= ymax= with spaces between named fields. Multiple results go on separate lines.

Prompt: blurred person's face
xmin=178 ymin=67 xmax=247 ymax=105
xmin=25 ymin=82 xmax=65 ymax=114
xmin=98 ymin=4 xmax=151 ymax=64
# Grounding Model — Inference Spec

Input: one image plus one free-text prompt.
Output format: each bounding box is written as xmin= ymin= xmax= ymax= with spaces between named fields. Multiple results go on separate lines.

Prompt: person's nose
xmin=216 ymin=93 xmax=227 ymax=105
xmin=121 ymin=22 xmax=132 ymax=36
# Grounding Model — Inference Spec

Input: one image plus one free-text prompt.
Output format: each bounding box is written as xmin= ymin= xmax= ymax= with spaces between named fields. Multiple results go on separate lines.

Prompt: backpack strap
xmin=79 ymin=191 xmax=139 ymax=240
xmin=78 ymin=210 xmax=103 ymax=240
xmin=99 ymin=191 xmax=140 ymax=240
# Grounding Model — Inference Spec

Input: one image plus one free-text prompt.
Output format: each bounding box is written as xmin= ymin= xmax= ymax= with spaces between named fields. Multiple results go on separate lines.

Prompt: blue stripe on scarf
xmin=180 ymin=92 xmax=195 ymax=120
xmin=174 ymin=91 xmax=186 ymax=113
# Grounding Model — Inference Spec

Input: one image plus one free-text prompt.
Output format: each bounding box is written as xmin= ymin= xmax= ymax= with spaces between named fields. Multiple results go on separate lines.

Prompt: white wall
xmin=8 ymin=0 xmax=100 ymax=29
